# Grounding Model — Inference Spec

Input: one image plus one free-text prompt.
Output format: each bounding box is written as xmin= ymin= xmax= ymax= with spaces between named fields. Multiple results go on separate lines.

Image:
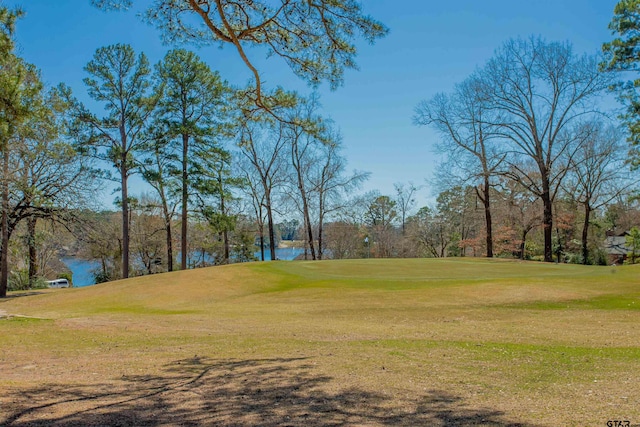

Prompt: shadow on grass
xmin=0 ymin=291 xmax=47 ymax=301
xmin=2 ymin=356 xmax=533 ymax=426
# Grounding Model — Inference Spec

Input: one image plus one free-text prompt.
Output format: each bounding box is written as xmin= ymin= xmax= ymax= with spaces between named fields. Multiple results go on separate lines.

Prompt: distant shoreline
xmin=278 ymin=240 xmax=305 ymax=249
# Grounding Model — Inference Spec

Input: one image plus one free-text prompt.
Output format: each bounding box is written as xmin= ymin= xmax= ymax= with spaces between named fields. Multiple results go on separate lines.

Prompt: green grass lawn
xmin=0 ymin=258 xmax=639 ymax=426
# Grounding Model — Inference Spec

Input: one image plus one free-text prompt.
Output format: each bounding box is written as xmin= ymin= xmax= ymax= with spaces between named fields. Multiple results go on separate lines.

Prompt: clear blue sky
xmin=5 ymin=0 xmax=620 ymax=208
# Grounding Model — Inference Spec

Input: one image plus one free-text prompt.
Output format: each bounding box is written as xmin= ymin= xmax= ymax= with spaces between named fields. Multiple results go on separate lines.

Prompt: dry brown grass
xmin=0 ymin=258 xmax=639 ymax=426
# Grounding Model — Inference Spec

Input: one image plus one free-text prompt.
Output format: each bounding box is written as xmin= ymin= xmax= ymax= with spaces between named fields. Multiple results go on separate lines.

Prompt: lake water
xmin=256 ymin=247 xmax=304 ymax=261
xmin=61 ymin=257 xmax=101 ymax=288
xmin=62 ymin=247 xmax=305 ymax=288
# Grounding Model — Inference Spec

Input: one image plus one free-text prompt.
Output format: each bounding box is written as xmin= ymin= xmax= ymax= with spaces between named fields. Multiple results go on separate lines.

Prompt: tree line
xmin=0 ymin=0 xmax=387 ymax=296
xmin=3 ymin=1 xmax=640 ymax=296
xmin=0 ymin=38 xmax=369 ymax=293
xmin=410 ymin=1 xmax=640 ymax=265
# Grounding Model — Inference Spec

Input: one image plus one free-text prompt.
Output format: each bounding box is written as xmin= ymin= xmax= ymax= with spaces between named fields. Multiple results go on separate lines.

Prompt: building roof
xmin=604 ymin=235 xmax=630 ymax=255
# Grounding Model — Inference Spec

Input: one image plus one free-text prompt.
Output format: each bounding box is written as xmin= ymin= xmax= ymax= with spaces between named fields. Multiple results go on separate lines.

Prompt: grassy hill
xmin=1 ymin=258 xmax=639 ymax=426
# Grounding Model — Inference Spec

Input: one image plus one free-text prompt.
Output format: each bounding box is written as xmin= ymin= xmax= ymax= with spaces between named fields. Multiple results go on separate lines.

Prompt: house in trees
xmin=604 ymin=231 xmax=631 ymax=265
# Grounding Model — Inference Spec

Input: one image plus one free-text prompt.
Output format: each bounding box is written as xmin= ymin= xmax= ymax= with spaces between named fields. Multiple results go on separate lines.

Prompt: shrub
xmin=8 ymin=270 xmax=49 ymax=291
xmin=93 ymin=269 xmax=113 ymax=284
xmin=589 ymin=248 xmax=608 ymax=266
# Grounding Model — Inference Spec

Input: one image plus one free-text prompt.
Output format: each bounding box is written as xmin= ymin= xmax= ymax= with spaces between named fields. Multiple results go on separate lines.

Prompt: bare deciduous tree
xmin=393 ymin=182 xmax=419 ymax=237
xmin=238 ymin=118 xmax=288 ymax=260
xmin=415 ymin=75 xmax=503 ymax=257
xmin=313 ymin=139 xmax=368 ymax=259
xmin=283 ymin=97 xmax=323 ymax=260
xmin=480 ymin=37 xmax=610 ymax=262
xmin=565 ymin=122 xmax=633 ymax=264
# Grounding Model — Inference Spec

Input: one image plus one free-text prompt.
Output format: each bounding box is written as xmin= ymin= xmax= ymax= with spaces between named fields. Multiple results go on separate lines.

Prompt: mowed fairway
xmin=0 ymin=258 xmax=639 ymax=426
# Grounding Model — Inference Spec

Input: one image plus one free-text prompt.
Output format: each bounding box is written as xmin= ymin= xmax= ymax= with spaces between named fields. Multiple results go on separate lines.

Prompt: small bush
xmin=30 ymin=276 xmax=49 ymax=289
xmin=565 ymin=252 xmax=581 ymax=264
xmin=589 ymin=248 xmax=608 ymax=266
xmin=93 ymin=269 xmax=113 ymax=284
xmin=8 ymin=270 xmax=49 ymax=291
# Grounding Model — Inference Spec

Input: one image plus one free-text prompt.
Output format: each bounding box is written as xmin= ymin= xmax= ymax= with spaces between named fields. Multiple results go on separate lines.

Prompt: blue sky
xmin=5 ymin=0 xmax=620 ymax=208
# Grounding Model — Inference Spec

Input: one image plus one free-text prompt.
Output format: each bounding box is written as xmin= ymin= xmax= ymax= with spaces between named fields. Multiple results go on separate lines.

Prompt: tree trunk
xmin=302 ymin=200 xmax=315 ymax=260
xmin=223 ymin=229 xmax=230 ymax=263
xmin=542 ymin=184 xmax=553 ymax=263
xmin=318 ymin=206 xmax=324 ymax=261
xmin=165 ymin=219 xmax=173 ymax=272
xmin=101 ymin=258 xmax=107 ymax=278
xmin=481 ymin=178 xmax=493 ymax=258
xmin=27 ymin=217 xmax=37 ymax=287
xmin=118 ymin=120 xmax=131 ymax=279
xmin=303 ymin=236 xmax=308 ymax=260
xmin=292 ymin=140 xmax=316 ymax=260
xmin=221 ymin=192 xmax=230 ymax=264
xmin=181 ymin=133 xmax=189 ymax=270
xmin=0 ymin=142 xmax=9 ymax=298
xmin=266 ymin=203 xmax=276 ymax=261
xmin=121 ymin=163 xmax=130 ymax=279
xmin=261 ymin=179 xmax=277 ymax=260
xmin=157 ymin=182 xmax=173 ymax=272
xmin=582 ymin=203 xmax=591 ymax=265
xmin=520 ymin=229 xmax=528 ymax=260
